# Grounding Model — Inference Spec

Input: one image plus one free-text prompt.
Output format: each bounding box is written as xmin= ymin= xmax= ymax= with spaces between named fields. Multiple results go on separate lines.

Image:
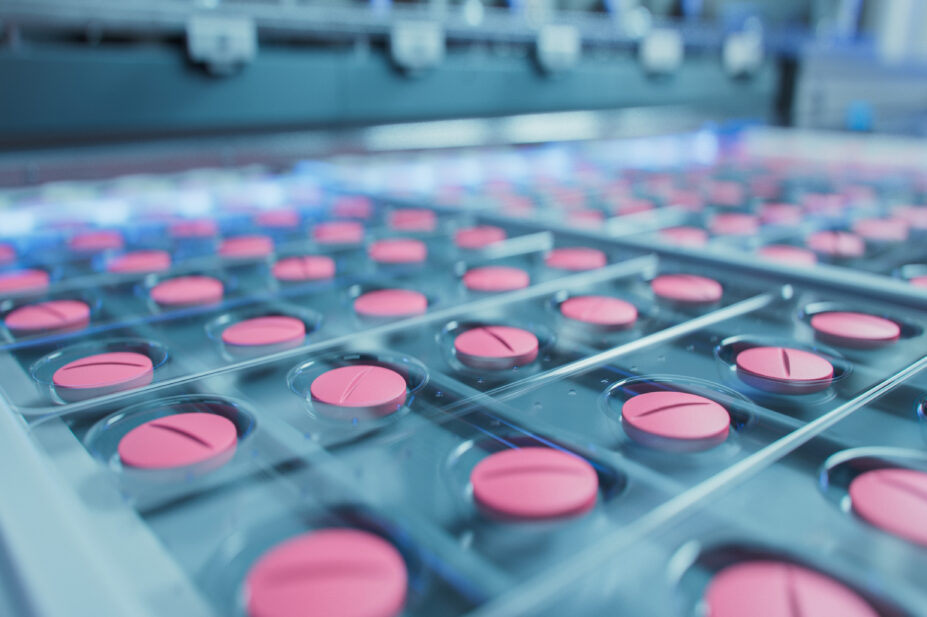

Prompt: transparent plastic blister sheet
xmin=2 ymin=129 xmax=927 ymax=617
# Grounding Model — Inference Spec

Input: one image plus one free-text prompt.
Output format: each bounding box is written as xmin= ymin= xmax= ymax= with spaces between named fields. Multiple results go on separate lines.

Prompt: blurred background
xmin=1 ymin=0 xmax=926 ymax=159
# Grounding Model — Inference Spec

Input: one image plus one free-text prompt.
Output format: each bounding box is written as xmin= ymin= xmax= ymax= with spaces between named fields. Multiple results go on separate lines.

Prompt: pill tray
xmin=3 ymin=127 xmax=927 ymax=617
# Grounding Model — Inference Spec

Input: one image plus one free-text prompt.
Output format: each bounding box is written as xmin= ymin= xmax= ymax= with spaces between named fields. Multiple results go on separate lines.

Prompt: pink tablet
xmin=566 ymin=209 xmax=605 ymax=227
xmin=107 ymin=250 xmax=171 ymax=274
xmin=368 ymin=238 xmax=427 ymax=264
xmin=219 ymin=235 xmax=274 ymax=260
xmin=894 ymin=205 xmax=927 ymax=230
xmin=454 ymin=325 xmax=538 ymax=370
xmin=704 ymin=561 xmax=878 ymax=617
xmin=470 ymin=447 xmax=598 ymax=520
xmin=331 ymin=195 xmax=373 ymax=219
xmin=735 ymin=346 xmax=833 ymax=394
xmin=5 ymin=300 xmax=90 ymax=334
xmin=849 ymin=468 xmax=927 ymax=547
xmin=550 ymin=186 xmax=586 ymax=210
xmin=710 ymin=213 xmax=760 ymax=236
xmin=708 ymin=181 xmax=744 ymax=207
xmin=621 ymin=391 xmax=730 ymax=452
xmin=851 ymin=218 xmax=909 ymax=243
xmin=69 ymin=230 xmax=124 ymax=253
xmin=53 ymin=351 xmax=154 ymax=402
xmin=462 ymin=266 xmax=530 ymax=292
xmin=810 ymin=311 xmax=900 ymax=349
xmin=665 ymin=190 xmax=703 ymax=212
xmin=151 ymin=276 xmax=224 ymax=307
xmin=255 ymin=208 xmax=300 ymax=229
xmin=354 ymin=289 xmax=427 ymax=318
xmin=560 ymin=296 xmax=637 ymax=330
xmin=245 ymin=529 xmax=407 ymax=617
xmin=806 ymin=231 xmax=865 ymax=258
xmin=118 ymin=412 xmax=237 ymax=470
xmin=751 ymin=176 xmax=781 ymax=200
xmin=0 ymin=269 xmax=50 ymax=296
xmin=388 ymin=208 xmax=436 ymax=232
xmin=170 ymin=218 xmax=218 ymax=239
xmin=803 ymin=193 xmax=846 ymax=215
xmin=0 ymin=243 xmax=17 ymax=265
xmin=612 ymin=198 xmax=654 ymax=216
xmin=761 ymin=203 xmax=803 ymax=226
xmin=500 ymin=195 xmax=534 ymax=217
xmin=659 ymin=226 xmax=709 ymax=248
xmin=310 ymin=365 xmax=407 ymax=419
xmin=544 ymin=247 xmax=607 ymax=271
xmin=454 ymin=226 xmax=506 ymax=250
xmin=757 ymin=245 xmax=818 ymax=266
xmin=222 ymin=316 xmax=306 ymax=348
xmin=911 ymin=275 xmax=927 ymax=289
xmin=651 ymin=274 xmax=722 ymax=305
xmin=313 ymin=221 xmax=364 ymax=245
xmin=272 ymin=256 xmax=335 ymax=282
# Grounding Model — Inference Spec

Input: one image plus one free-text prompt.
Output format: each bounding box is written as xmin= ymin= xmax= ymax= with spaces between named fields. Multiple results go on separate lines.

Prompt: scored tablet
xmin=470 ymin=447 xmax=598 ymax=520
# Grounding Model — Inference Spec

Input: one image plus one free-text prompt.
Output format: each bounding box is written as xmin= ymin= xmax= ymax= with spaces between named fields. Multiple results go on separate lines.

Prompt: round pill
xmin=665 ymin=190 xmax=704 ymax=211
xmin=5 ymin=300 xmax=90 ymax=334
xmin=894 ymin=205 xmax=927 ymax=230
xmin=389 ymin=208 xmax=436 ymax=231
xmin=245 ymin=528 xmax=407 ymax=617
xmin=272 ymin=256 xmax=335 ymax=282
xmin=368 ymin=238 xmax=427 ymax=264
xmin=453 ymin=325 xmax=538 ymax=370
xmin=852 ymin=218 xmax=909 ymax=242
xmin=470 ymin=447 xmax=598 ymax=520
xmin=354 ymin=289 xmax=427 ymax=318
xmin=69 ymin=230 xmax=124 ymax=253
xmin=0 ymin=243 xmax=17 ymax=265
xmin=612 ymin=198 xmax=654 ymax=216
xmin=704 ymin=561 xmax=878 ymax=617
xmin=621 ymin=391 xmax=730 ymax=452
xmin=107 ymin=250 xmax=171 ymax=274
xmin=454 ymin=225 xmax=506 ymax=250
xmin=751 ymin=176 xmax=781 ymax=200
xmin=151 ymin=275 xmax=224 ymax=307
xmin=118 ymin=412 xmax=237 ymax=470
xmin=560 ymin=296 xmax=637 ymax=330
xmin=331 ymin=195 xmax=373 ymax=219
xmin=911 ymin=275 xmax=927 ymax=289
xmin=566 ymin=209 xmax=605 ymax=227
xmin=313 ymin=221 xmax=364 ymax=245
xmin=849 ymin=468 xmax=927 ymax=547
xmin=310 ymin=365 xmax=408 ymax=419
xmin=651 ymin=274 xmax=722 ymax=305
xmin=758 ymin=245 xmax=818 ymax=266
xmin=219 ymin=235 xmax=274 ymax=260
xmin=500 ymin=195 xmax=534 ymax=217
xmin=735 ymin=346 xmax=834 ymax=394
xmin=659 ymin=226 xmax=708 ymax=247
xmin=551 ymin=186 xmax=586 ymax=210
xmin=222 ymin=316 xmax=306 ymax=347
xmin=810 ymin=311 xmax=900 ymax=349
xmin=544 ymin=247 xmax=607 ymax=271
xmin=761 ymin=203 xmax=803 ymax=225
xmin=0 ymin=269 xmax=50 ymax=297
xmin=710 ymin=213 xmax=760 ymax=236
xmin=462 ymin=266 xmax=530 ymax=292
xmin=255 ymin=208 xmax=300 ymax=229
xmin=803 ymin=193 xmax=846 ymax=215
xmin=806 ymin=231 xmax=865 ymax=258
xmin=708 ymin=181 xmax=744 ymax=207
xmin=170 ymin=218 xmax=218 ymax=239
xmin=53 ymin=351 xmax=154 ymax=401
